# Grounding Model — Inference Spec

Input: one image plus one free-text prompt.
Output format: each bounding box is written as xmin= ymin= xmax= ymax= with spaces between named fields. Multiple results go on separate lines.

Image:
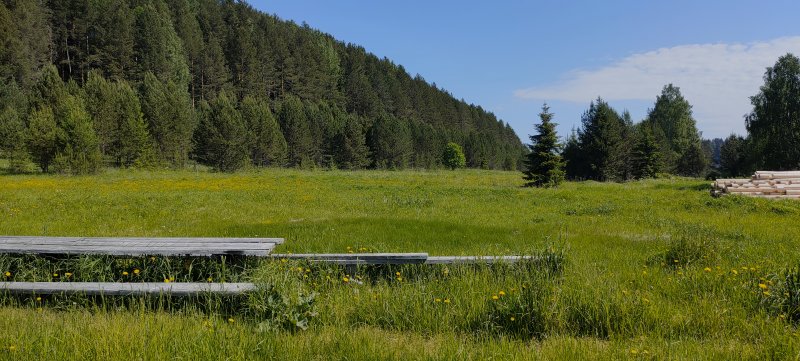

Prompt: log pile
xmin=712 ymin=171 xmax=800 ymax=199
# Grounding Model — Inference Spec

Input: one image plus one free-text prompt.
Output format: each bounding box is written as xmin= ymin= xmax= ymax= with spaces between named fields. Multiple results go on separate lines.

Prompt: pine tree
xmin=114 ymin=80 xmax=156 ymax=167
xmin=194 ymin=92 xmax=249 ymax=172
xmin=240 ymin=96 xmax=287 ymax=167
xmin=631 ymin=125 xmax=661 ymax=179
xmin=719 ymin=134 xmax=746 ymax=177
xmin=0 ymin=106 xmax=30 ymax=173
xmin=368 ymin=113 xmax=412 ymax=169
xmin=52 ymin=95 xmax=102 ymax=174
xmin=332 ymin=114 xmax=370 ymax=169
xmin=27 ymin=106 xmax=60 ymax=172
xmin=522 ymin=104 xmax=565 ymax=187
xmin=140 ymin=72 xmax=195 ymax=167
xmin=277 ymin=95 xmax=313 ymax=167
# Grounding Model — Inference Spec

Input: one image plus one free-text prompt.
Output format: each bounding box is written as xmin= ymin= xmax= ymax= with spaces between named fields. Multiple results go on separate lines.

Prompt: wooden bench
xmin=0 ymin=236 xmax=283 ymax=296
xmin=0 ymin=236 xmax=283 ymax=256
xmin=271 ymin=253 xmax=429 ymax=265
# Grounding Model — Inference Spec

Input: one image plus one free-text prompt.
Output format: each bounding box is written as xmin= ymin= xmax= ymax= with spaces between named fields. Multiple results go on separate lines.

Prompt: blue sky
xmin=249 ymin=0 xmax=800 ymax=140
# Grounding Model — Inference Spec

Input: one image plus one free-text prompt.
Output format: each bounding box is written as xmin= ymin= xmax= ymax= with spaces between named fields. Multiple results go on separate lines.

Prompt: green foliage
xmin=523 ymin=104 xmax=565 ymax=187
xmin=241 ymin=96 xmax=287 ymax=167
xmin=565 ymin=98 xmax=628 ymax=181
xmin=443 ymin=142 xmax=466 ymax=170
xmin=646 ymin=84 xmax=707 ymax=175
xmin=720 ymin=134 xmax=748 ymax=177
xmin=631 ymin=125 xmax=661 ymax=179
xmin=278 ymin=96 xmax=313 ymax=167
xmin=368 ymin=113 xmax=412 ymax=169
xmin=332 ymin=114 xmax=370 ymax=169
xmin=140 ymin=72 xmax=195 ymax=167
xmin=0 ymin=106 xmax=30 ymax=173
xmin=746 ymin=53 xmax=800 ymax=170
xmin=194 ymin=93 xmax=250 ymax=172
xmin=52 ymin=95 xmax=102 ymax=175
xmin=656 ymin=230 xmax=718 ymax=268
xmin=26 ymin=106 xmax=60 ymax=172
xmin=132 ymin=2 xmax=190 ymax=86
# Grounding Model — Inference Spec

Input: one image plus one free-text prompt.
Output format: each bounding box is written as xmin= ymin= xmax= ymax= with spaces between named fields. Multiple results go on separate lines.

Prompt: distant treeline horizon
xmin=0 ymin=1 xmax=796 ymax=178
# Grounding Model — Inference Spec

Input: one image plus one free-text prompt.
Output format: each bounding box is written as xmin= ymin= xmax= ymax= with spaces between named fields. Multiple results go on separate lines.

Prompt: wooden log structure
xmin=712 ymin=171 xmax=800 ymax=199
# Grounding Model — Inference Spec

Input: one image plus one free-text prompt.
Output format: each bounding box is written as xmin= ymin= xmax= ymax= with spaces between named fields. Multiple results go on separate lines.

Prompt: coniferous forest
xmin=0 ymin=0 xmax=525 ymax=173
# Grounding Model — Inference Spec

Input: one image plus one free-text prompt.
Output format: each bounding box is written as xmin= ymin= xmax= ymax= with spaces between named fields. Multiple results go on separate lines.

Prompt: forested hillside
xmin=0 ymin=0 xmax=524 ymax=173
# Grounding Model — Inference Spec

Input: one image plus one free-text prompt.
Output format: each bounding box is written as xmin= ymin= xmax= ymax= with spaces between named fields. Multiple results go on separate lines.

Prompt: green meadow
xmin=2 ymin=169 xmax=800 ymax=360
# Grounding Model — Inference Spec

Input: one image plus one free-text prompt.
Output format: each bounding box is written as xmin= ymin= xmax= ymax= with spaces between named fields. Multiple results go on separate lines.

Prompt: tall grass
xmin=2 ymin=169 xmax=800 ymax=359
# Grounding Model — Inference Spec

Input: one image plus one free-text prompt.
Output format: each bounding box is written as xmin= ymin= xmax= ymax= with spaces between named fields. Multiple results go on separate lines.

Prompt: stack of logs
xmin=712 ymin=171 xmax=800 ymax=199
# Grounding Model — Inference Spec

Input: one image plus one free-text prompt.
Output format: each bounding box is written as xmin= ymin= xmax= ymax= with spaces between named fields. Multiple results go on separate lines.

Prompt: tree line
xmin=0 ymin=0 xmax=524 ymax=174
xmin=524 ymin=53 xmax=800 ymax=186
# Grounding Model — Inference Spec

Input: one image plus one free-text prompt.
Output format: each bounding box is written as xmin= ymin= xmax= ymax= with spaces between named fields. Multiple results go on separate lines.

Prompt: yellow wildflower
xmin=704 ymin=267 xmax=711 ymax=272
xmin=444 ymin=298 xmax=451 ymax=304
xmin=498 ymin=291 xmax=506 ymax=296
xmin=133 ymin=269 xmax=140 ymax=275
xmin=434 ymin=298 xmax=442 ymax=303
xmin=4 ymin=271 xmax=10 ymax=277
xmin=53 ymin=273 xmax=59 ymax=277
xmin=343 ymin=277 xmax=350 ymax=283
xmin=395 ymin=271 xmax=401 ymax=277
xmin=207 ymin=277 xmax=213 ymax=282
xmin=36 ymin=297 xmax=41 ymax=301
xmin=122 ymin=271 xmax=129 ymax=276
xmin=510 ymin=317 xmax=515 ymax=321
xmin=759 ymin=284 xmax=768 ymax=290
xmin=164 ymin=279 xmax=171 ymax=283
xmin=630 ymin=349 xmax=639 ymax=355
xmin=227 ymin=318 xmax=235 ymax=323
xmin=492 ymin=295 xmax=499 ymax=300
xmin=65 ymin=272 xmax=73 ymax=277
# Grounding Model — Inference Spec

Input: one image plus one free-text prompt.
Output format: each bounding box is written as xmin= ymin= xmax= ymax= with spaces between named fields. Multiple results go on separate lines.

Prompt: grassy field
xmin=2 ymin=169 xmax=800 ymax=360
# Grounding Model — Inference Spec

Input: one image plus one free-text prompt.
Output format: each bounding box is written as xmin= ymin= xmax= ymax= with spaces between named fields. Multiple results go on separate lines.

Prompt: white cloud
xmin=514 ymin=37 xmax=800 ymax=137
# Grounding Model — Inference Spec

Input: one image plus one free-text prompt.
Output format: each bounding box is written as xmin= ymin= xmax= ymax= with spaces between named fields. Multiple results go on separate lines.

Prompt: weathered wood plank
xmin=0 ymin=246 xmax=274 ymax=256
xmin=0 ymin=236 xmax=282 ymax=256
xmin=0 ymin=282 xmax=256 ymax=296
xmin=424 ymin=256 xmax=538 ymax=264
xmin=271 ymin=253 xmax=428 ymax=264
xmin=0 ymin=236 xmax=284 ymax=244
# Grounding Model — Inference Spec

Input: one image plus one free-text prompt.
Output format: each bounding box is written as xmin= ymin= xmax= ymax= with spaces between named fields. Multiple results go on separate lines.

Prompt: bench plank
xmin=0 ymin=236 xmax=282 ymax=256
xmin=424 ymin=256 xmax=537 ymax=264
xmin=271 ymin=253 xmax=428 ymax=265
xmin=0 ymin=282 xmax=256 ymax=296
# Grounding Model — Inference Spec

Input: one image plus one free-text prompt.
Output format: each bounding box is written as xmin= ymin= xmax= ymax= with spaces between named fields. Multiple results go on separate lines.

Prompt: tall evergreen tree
xmin=240 ymin=96 xmax=287 ymax=167
xmin=194 ymin=92 xmax=249 ymax=172
xmin=27 ymin=106 xmax=60 ymax=172
xmin=719 ymin=134 xmax=746 ymax=177
xmin=132 ymin=2 xmax=190 ymax=86
xmin=0 ymin=106 xmax=30 ymax=172
xmin=646 ymin=84 xmax=705 ymax=174
xmin=631 ymin=125 xmax=661 ymax=179
xmin=52 ymin=95 xmax=102 ymax=174
xmin=443 ymin=142 xmax=466 ymax=170
xmin=332 ymin=114 xmax=370 ymax=169
xmin=572 ymin=98 xmax=627 ymax=181
xmin=277 ymin=95 xmax=313 ymax=167
xmin=140 ymin=72 xmax=195 ymax=167
xmin=368 ymin=113 xmax=412 ymax=169
xmin=522 ymin=104 xmax=565 ymax=187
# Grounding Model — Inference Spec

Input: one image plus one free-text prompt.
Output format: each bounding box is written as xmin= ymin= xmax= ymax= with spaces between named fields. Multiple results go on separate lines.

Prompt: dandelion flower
xmin=704 ymin=267 xmax=711 ymax=272
xmin=65 ymin=272 xmax=73 ymax=277
xmin=164 ymin=279 xmax=171 ymax=283
xmin=207 ymin=277 xmax=213 ymax=282
xmin=759 ymin=284 xmax=768 ymax=290
xmin=53 ymin=273 xmax=59 ymax=277
xmin=630 ymin=349 xmax=639 ymax=354
xmin=133 ymin=269 xmax=140 ymax=275
xmin=510 ymin=317 xmax=515 ymax=321
xmin=343 ymin=277 xmax=350 ymax=283
xmin=444 ymin=299 xmax=451 ymax=304
xmin=228 ymin=318 xmax=235 ymax=323
xmin=492 ymin=295 xmax=499 ymax=300
xmin=498 ymin=291 xmax=506 ymax=296
xmin=36 ymin=297 xmax=41 ymax=301
xmin=122 ymin=271 xmax=129 ymax=276
xmin=434 ymin=298 xmax=441 ymax=303
xmin=4 ymin=271 xmax=10 ymax=277
xmin=395 ymin=271 xmax=401 ymax=277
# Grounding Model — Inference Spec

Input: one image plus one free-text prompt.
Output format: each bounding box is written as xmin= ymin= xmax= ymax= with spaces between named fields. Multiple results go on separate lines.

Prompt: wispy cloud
xmin=514 ymin=36 xmax=800 ymax=136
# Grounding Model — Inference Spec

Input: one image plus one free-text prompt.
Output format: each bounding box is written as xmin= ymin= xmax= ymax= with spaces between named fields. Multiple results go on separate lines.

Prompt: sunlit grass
xmin=2 ymin=169 xmax=800 ymax=359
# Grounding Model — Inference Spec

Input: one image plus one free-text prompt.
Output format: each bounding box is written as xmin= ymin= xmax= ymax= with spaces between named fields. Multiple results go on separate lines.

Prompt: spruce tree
xmin=52 ymin=95 xmax=102 ymax=174
xmin=277 ymin=95 xmax=313 ymax=167
xmin=522 ymin=104 xmax=565 ymax=187
xmin=332 ymin=114 xmax=370 ymax=169
xmin=631 ymin=125 xmax=661 ymax=179
xmin=194 ymin=92 xmax=249 ymax=172
xmin=0 ymin=106 xmax=30 ymax=173
xmin=27 ymin=106 xmax=60 ymax=172
xmin=240 ymin=96 xmax=287 ymax=167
